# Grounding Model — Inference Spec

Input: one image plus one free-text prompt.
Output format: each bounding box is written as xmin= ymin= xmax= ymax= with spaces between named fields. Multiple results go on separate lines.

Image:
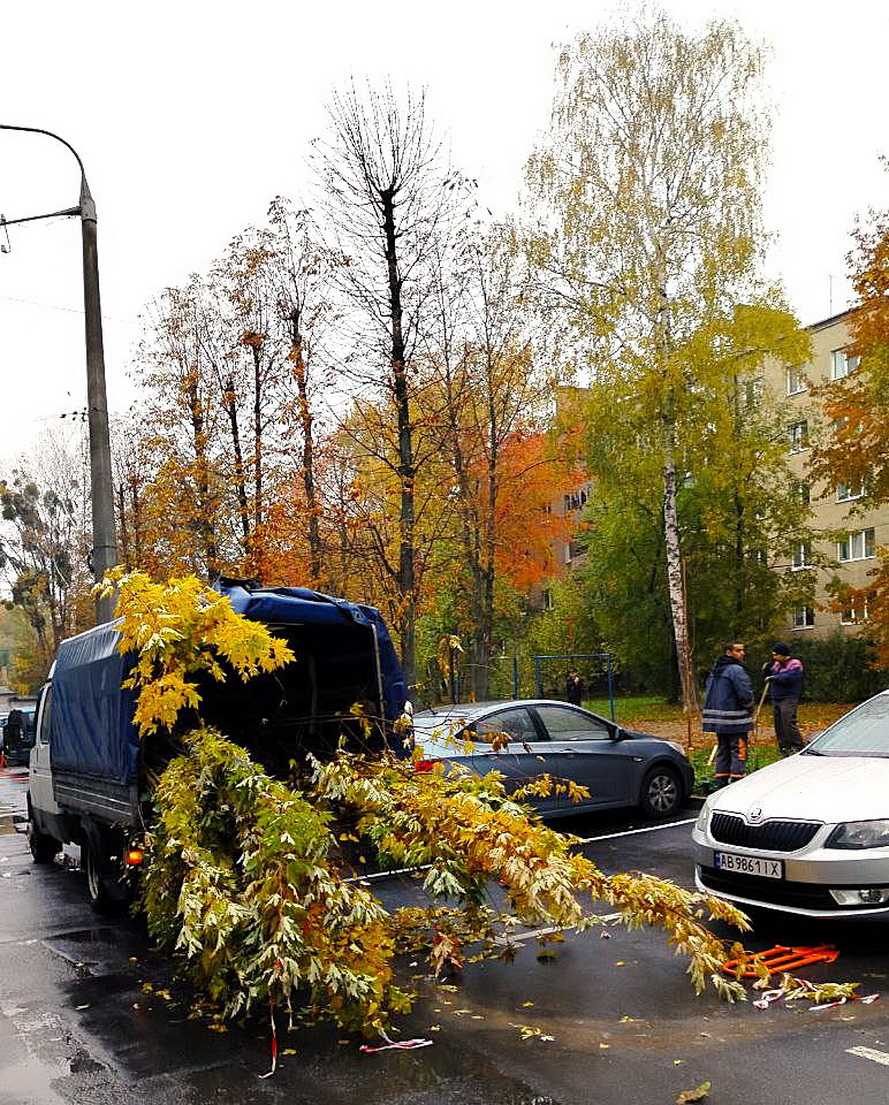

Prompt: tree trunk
xmin=289 ymin=316 xmax=323 ymax=586
xmin=187 ymin=378 xmax=218 ymax=573
xmin=117 ymin=483 xmax=130 ymax=570
xmin=223 ymin=376 xmax=251 ymax=554
xmin=662 ymin=428 xmax=698 ymax=714
xmin=381 ymin=188 xmax=416 ymax=688
xmin=479 ymin=350 xmax=500 ymax=702
xmin=130 ymin=480 xmax=143 ymax=566
xmin=251 ymin=344 xmax=263 ymax=553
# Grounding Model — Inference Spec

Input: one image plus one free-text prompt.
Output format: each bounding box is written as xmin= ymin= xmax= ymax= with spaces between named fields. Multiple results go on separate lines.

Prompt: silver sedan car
xmin=412 ymin=699 xmax=695 ymax=819
xmin=693 ymin=690 xmax=889 ymax=918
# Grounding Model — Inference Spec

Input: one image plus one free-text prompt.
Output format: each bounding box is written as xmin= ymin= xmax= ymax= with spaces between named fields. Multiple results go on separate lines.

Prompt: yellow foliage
xmin=95 ymin=568 xmax=294 ymax=736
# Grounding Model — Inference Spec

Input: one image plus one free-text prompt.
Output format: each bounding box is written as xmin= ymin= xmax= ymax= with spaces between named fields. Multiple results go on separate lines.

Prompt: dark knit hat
xmin=771 ymin=642 xmax=791 ymax=656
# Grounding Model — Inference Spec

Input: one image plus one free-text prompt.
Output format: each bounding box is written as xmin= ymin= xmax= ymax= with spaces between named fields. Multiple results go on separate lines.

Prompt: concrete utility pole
xmin=0 ymin=124 xmax=118 ymax=623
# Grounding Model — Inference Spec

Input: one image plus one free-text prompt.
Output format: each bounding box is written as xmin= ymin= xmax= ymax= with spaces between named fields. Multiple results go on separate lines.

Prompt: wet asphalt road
xmin=3 ymin=767 xmax=889 ymax=1105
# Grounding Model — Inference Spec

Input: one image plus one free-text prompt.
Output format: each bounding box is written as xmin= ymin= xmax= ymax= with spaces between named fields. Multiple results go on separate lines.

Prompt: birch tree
xmin=527 ymin=10 xmax=782 ymax=712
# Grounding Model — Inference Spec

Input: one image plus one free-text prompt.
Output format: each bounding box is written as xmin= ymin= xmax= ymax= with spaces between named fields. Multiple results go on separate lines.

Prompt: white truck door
xmin=29 ymin=682 xmax=60 ymax=820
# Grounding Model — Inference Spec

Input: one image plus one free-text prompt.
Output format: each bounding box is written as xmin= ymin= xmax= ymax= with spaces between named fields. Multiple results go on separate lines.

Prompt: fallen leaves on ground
xmin=508 ymin=1023 xmax=555 ymax=1042
xmin=676 ymin=1081 xmax=711 ymax=1104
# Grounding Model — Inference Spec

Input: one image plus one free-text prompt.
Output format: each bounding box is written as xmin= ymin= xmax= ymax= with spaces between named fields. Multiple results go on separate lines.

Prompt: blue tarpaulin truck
xmin=26 ymin=581 xmax=406 ymax=909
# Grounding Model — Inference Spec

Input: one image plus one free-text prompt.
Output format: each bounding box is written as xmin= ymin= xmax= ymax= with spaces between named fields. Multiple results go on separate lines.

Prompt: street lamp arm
xmin=0 ymin=123 xmax=95 ymax=219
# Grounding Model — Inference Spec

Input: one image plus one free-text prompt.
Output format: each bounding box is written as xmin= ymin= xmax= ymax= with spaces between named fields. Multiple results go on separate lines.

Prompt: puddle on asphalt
xmin=50 ymin=927 xmax=118 ymax=946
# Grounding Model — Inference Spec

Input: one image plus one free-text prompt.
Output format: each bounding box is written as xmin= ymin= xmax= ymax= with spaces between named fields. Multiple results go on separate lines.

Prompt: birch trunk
xmin=661 ymin=428 xmax=698 ymax=714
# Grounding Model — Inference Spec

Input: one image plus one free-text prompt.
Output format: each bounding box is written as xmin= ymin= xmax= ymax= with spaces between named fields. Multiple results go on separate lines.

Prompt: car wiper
xmin=801 ymin=747 xmax=824 ymax=756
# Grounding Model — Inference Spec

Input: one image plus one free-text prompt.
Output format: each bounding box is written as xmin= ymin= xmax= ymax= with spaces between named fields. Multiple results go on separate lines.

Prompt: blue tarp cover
xmin=220 ymin=583 xmax=407 ymax=722
xmin=49 ymin=583 xmax=407 ymax=784
xmin=50 ymin=623 xmax=140 ymax=784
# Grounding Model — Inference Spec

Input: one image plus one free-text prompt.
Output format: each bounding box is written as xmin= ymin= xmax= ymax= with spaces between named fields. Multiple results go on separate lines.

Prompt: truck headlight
xmin=826 ymin=820 xmax=889 ymax=849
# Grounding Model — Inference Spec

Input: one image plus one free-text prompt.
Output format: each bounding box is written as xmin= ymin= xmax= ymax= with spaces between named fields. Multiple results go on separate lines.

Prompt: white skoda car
xmin=693 ymin=690 xmax=889 ymax=918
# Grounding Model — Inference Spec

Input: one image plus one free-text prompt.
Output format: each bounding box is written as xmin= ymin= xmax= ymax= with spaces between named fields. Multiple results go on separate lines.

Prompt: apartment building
xmin=763 ymin=308 xmax=885 ymax=638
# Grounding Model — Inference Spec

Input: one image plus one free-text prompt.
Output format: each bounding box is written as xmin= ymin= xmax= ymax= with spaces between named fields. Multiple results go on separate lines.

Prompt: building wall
xmin=763 ymin=310 xmax=885 ymax=638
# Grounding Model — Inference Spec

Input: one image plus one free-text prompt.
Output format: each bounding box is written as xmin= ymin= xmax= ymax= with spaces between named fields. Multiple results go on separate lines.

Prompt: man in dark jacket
xmin=765 ymin=642 xmax=804 ymax=755
xmin=566 ymin=669 xmax=584 ymax=706
xmin=702 ymin=642 xmax=755 ymax=786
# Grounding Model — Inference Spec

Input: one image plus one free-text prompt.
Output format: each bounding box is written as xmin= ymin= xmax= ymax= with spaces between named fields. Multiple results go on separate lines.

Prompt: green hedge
xmin=747 ymin=633 xmax=888 ymax=703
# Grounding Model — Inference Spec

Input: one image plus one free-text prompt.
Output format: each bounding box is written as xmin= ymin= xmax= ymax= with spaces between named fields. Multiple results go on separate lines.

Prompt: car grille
xmin=698 ymin=867 xmax=882 ymax=912
xmin=710 ymin=812 xmax=820 ymax=852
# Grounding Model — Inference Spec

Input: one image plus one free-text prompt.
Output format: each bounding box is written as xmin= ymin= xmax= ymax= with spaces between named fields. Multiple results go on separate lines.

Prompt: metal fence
xmin=416 ymin=650 xmax=616 ymax=721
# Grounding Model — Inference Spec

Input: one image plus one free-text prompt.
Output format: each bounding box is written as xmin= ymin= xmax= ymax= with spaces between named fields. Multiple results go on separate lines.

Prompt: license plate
xmin=714 ymin=852 xmax=783 ymax=879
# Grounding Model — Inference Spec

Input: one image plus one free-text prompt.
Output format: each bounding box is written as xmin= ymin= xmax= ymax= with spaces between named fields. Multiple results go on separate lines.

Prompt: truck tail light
xmin=413 ymin=759 xmax=440 ymax=773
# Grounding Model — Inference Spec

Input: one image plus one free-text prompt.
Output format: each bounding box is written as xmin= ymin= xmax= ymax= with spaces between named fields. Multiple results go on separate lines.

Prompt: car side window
xmin=37 ymin=686 xmax=53 ymax=746
xmin=536 ymin=705 xmax=611 ymax=741
xmin=475 ymin=707 xmax=542 ymax=743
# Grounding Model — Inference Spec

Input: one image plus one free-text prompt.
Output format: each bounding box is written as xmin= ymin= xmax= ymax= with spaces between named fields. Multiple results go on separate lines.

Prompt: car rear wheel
xmin=83 ymin=841 xmax=123 ymax=914
xmin=640 ymin=765 xmax=682 ymax=819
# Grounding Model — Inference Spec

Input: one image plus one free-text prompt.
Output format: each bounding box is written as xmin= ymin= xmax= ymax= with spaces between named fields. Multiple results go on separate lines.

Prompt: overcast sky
xmin=0 ymin=0 xmax=886 ymax=461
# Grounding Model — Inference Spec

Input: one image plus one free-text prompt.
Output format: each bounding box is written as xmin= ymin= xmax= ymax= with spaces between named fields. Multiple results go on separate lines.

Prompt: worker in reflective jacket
xmin=702 ymin=642 xmax=755 ymax=786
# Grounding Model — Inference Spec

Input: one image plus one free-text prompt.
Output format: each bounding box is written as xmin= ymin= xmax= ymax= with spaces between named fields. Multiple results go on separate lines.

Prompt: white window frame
xmin=837 ymin=528 xmax=876 ymax=563
xmin=836 ymin=481 xmax=864 ymax=503
xmin=841 ymin=598 xmax=870 ymax=626
xmin=786 ymin=367 xmax=806 ymax=396
xmin=791 ymin=542 xmax=813 ymax=571
xmin=832 ymin=349 xmax=860 ymax=381
xmin=792 ymin=606 xmax=816 ymax=630
xmin=789 ymin=420 xmax=808 ymax=453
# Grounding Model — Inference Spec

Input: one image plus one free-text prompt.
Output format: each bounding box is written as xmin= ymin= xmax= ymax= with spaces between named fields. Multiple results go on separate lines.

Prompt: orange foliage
xmin=811 ymin=191 xmax=889 ymax=665
xmin=487 ymin=431 xmax=574 ymax=590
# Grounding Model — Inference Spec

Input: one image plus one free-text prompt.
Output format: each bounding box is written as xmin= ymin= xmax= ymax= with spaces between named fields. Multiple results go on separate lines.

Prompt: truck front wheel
xmin=27 ymin=800 xmax=58 ymax=864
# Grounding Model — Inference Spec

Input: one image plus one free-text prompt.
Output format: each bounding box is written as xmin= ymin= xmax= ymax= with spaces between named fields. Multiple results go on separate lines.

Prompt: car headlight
xmin=664 ymin=740 xmax=687 ymax=758
xmin=695 ymin=804 xmax=710 ymax=833
xmin=826 ymin=820 xmax=889 ymax=850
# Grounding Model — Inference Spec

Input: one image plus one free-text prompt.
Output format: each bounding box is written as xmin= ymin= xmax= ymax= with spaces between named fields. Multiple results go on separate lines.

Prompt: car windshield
xmin=411 ymin=713 xmax=472 ymax=741
xmin=806 ymin=695 xmax=889 ymax=757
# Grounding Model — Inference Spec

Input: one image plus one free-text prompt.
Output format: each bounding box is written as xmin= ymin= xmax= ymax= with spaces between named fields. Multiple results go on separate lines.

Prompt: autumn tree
xmin=314 ymin=81 xmax=461 ymax=688
xmin=130 ymin=282 xmax=225 ymax=575
xmin=559 ymin=302 xmax=814 ymax=697
xmin=526 ymin=10 xmax=795 ymax=713
xmin=423 ymin=225 xmax=570 ymax=697
xmin=263 ymin=197 xmax=342 ymax=587
xmin=810 ymin=185 xmax=889 ymax=663
xmin=0 ymin=429 xmax=93 ymax=681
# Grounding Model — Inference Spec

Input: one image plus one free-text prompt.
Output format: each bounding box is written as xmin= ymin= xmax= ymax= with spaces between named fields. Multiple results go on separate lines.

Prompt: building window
xmin=543 ymin=502 xmax=552 ymax=515
xmin=836 ymin=481 xmax=864 ymax=503
xmin=789 ymin=420 xmax=808 ymax=453
xmin=542 ymin=588 xmax=554 ymax=611
xmin=793 ymin=480 xmax=811 ymax=505
xmin=832 ymin=349 xmax=861 ymax=381
xmin=837 ymin=527 xmax=876 ymax=562
xmin=786 ymin=367 xmax=806 ymax=396
xmin=564 ymin=542 xmax=573 ymax=565
xmin=792 ymin=607 xmax=815 ymax=629
xmin=841 ymin=597 xmax=870 ymax=625
xmin=743 ymin=378 xmax=763 ymax=408
xmin=791 ymin=542 xmax=813 ymax=570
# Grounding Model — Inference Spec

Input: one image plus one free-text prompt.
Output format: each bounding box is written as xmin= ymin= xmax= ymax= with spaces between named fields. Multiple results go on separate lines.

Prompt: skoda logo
xmin=749 ymin=806 xmax=763 ymax=822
